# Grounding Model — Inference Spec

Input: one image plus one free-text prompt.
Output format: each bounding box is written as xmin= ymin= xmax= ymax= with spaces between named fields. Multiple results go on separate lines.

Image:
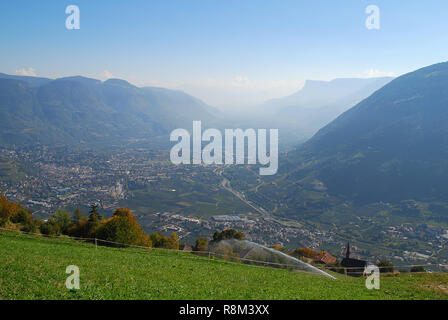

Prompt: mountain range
xmin=0 ymin=74 xmax=216 ymax=147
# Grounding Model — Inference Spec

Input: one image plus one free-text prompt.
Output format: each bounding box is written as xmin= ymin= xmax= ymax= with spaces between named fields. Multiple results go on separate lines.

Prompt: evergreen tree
xmin=73 ymin=208 xmax=84 ymax=224
xmin=88 ymin=203 xmax=102 ymax=223
xmin=85 ymin=203 xmax=103 ymax=237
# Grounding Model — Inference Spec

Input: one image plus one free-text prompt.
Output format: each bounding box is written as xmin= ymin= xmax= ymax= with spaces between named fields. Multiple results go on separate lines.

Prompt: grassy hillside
xmin=0 ymin=231 xmax=447 ymax=300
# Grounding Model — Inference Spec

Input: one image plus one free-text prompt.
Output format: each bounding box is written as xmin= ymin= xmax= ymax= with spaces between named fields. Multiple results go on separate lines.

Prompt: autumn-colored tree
xmin=0 ymin=193 xmax=38 ymax=232
xmin=10 ymin=208 xmax=39 ymax=233
xmin=94 ymin=207 xmax=152 ymax=248
xmin=170 ymin=232 xmax=179 ymax=250
xmin=270 ymin=244 xmax=288 ymax=253
xmin=194 ymin=238 xmax=209 ymax=254
xmin=66 ymin=208 xmax=89 ymax=237
xmin=289 ymin=248 xmax=318 ymax=259
xmin=0 ymin=194 xmax=21 ymax=226
xmin=150 ymin=232 xmax=179 ymax=250
xmin=11 ymin=208 xmax=32 ymax=225
xmin=10 ymin=207 xmax=41 ymax=233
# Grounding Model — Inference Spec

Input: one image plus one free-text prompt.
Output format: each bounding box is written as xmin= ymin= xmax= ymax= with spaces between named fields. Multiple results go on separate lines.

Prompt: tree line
xmin=1 ymin=194 xmax=174 ymax=249
xmin=0 ymin=193 xmax=243 ymax=252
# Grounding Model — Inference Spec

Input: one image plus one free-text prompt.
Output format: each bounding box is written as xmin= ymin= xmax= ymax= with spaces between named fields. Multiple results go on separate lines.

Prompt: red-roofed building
xmin=313 ymin=252 xmax=337 ymax=265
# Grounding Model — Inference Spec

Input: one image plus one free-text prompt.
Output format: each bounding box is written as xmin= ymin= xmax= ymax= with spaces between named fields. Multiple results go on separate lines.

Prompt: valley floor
xmin=0 ymin=231 xmax=447 ymax=300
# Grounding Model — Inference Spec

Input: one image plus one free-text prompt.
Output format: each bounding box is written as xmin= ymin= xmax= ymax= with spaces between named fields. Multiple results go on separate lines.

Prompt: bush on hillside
xmin=377 ymin=260 xmax=394 ymax=273
xmin=11 ymin=209 xmax=40 ymax=233
xmin=150 ymin=232 xmax=179 ymax=250
xmin=270 ymin=244 xmax=288 ymax=253
xmin=0 ymin=194 xmax=39 ymax=232
xmin=410 ymin=266 xmax=426 ymax=273
xmin=212 ymin=229 xmax=244 ymax=242
xmin=11 ymin=209 xmax=32 ymax=225
xmin=66 ymin=208 xmax=90 ymax=238
xmin=53 ymin=208 xmax=72 ymax=234
xmin=289 ymin=248 xmax=317 ymax=259
xmin=0 ymin=194 xmax=22 ymax=226
xmin=40 ymin=218 xmax=61 ymax=236
xmin=193 ymin=238 xmax=209 ymax=255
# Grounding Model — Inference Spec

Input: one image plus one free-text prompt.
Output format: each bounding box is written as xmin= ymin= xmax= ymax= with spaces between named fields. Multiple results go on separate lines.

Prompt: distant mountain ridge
xmin=249 ymin=77 xmax=394 ymax=143
xmin=283 ymin=61 xmax=448 ymax=204
xmin=258 ymin=77 xmax=393 ymax=113
xmin=0 ymin=73 xmax=52 ymax=87
xmin=0 ymin=73 xmax=217 ymax=147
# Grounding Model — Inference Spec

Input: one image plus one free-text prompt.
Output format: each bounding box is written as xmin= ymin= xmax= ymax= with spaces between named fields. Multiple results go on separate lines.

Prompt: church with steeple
xmin=341 ymin=242 xmax=367 ymax=277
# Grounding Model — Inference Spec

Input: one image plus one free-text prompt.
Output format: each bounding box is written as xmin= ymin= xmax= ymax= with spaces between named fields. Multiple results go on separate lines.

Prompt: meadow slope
xmin=0 ymin=231 xmax=447 ymax=300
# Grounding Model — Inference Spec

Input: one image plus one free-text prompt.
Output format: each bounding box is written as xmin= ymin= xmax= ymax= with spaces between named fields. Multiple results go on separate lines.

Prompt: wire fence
xmin=1 ymin=226 xmax=447 ymax=277
xmin=1 ymin=226 xmax=331 ymax=278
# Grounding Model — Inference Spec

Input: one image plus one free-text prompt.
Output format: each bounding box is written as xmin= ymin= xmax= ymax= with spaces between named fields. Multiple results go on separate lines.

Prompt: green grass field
xmin=0 ymin=231 xmax=447 ymax=300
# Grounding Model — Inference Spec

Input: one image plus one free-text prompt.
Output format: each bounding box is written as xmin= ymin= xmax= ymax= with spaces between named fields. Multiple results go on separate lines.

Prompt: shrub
xmin=410 ymin=266 xmax=426 ymax=273
xmin=11 ymin=209 xmax=32 ymax=225
xmin=194 ymin=238 xmax=209 ymax=253
xmin=11 ymin=209 xmax=40 ymax=233
xmin=150 ymin=232 xmax=179 ymax=250
xmin=21 ymin=219 xmax=40 ymax=233
xmin=270 ymin=244 xmax=288 ymax=253
xmin=212 ymin=229 xmax=244 ymax=242
xmin=66 ymin=219 xmax=89 ymax=238
xmin=53 ymin=208 xmax=71 ymax=234
xmin=377 ymin=260 xmax=394 ymax=273
xmin=289 ymin=248 xmax=317 ymax=259
xmin=40 ymin=219 xmax=61 ymax=236
xmin=326 ymin=262 xmax=345 ymax=274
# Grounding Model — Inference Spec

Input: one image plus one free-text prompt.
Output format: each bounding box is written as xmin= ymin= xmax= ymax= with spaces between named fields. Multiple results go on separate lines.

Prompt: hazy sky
xmin=1 ymin=0 xmax=448 ymax=108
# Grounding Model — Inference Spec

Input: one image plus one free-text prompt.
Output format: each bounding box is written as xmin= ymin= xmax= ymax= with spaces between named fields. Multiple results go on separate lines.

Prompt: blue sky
xmin=1 ymin=0 xmax=447 ymax=107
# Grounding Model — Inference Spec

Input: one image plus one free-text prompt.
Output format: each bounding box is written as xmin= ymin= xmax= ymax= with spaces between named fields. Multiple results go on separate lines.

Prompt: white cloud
xmin=103 ymin=70 xmax=115 ymax=79
xmin=15 ymin=67 xmax=37 ymax=76
xmin=233 ymin=75 xmax=249 ymax=86
xmin=365 ymin=68 xmax=396 ymax=78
